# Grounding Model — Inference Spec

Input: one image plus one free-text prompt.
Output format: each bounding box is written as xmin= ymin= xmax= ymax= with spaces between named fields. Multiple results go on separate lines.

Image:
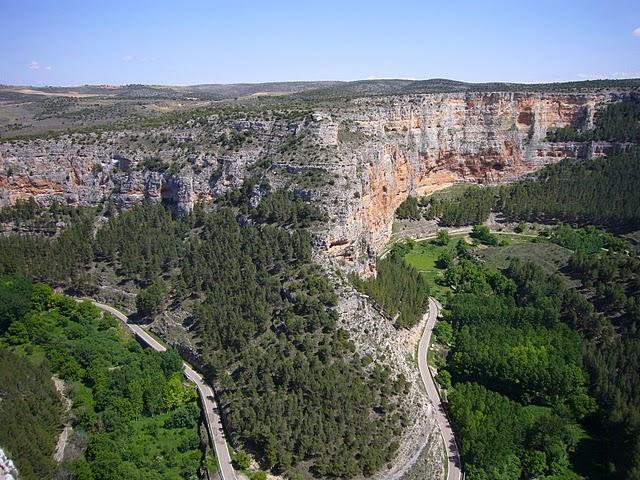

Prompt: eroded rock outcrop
xmin=320 ymin=91 xmax=620 ymax=270
xmin=0 ymin=449 xmax=18 ymax=480
xmin=0 ymin=90 xmax=624 ymax=267
xmin=0 ymin=89 xmax=630 ymax=479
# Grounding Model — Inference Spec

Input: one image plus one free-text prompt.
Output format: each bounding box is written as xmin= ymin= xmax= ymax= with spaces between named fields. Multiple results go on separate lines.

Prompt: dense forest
xmin=351 ymin=244 xmax=430 ymax=328
xmin=0 ymin=347 xmax=62 ymax=479
xmin=0 ymin=197 xmax=97 ymax=232
xmin=561 ymin=234 xmax=640 ymax=479
xmin=395 ymin=187 xmax=496 ymax=226
xmin=546 ymin=96 xmax=640 ymax=143
xmin=0 ymin=276 xmax=202 ymax=480
xmin=545 ymin=224 xmax=627 ymax=254
xmin=181 ymin=208 xmax=403 ymax=477
xmin=0 ymin=184 xmax=404 ymax=478
xmin=395 ymin=196 xmax=421 ymax=220
xmin=396 ymin=99 xmax=640 ymax=231
xmin=423 ymin=186 xmax=496 ymax=226
xmin=441 ymin=256 xmax=593 ymax=479
xmin=498 ymin=150 xmax=640 ymax=230
xmin=508 ymin=252 xmax=640 ymax=480
xmin=437 ymin=224 xmax=640 ymax=479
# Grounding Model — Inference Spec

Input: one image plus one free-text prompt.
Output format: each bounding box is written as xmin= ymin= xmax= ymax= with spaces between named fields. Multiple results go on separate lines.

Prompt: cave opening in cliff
xmin=160 ymin=181 xmax=178 ymax=209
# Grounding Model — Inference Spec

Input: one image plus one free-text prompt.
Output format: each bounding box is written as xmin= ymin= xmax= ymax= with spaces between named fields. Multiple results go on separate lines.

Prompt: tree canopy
xmin=0 ymin=187 xmax=404 ymax=478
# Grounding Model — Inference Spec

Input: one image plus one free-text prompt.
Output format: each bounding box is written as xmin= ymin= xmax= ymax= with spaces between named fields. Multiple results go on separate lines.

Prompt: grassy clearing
xmin=478 ymin=241 xmax=573 ymax=275
xmin=402 ymin=235 xmax=464 ymax=300
xmin=400 ymin=230 xmax=543 ymax=301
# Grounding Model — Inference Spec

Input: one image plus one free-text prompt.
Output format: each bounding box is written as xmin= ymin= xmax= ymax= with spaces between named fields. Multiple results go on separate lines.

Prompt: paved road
xmin=90 ymin=301 xmax=238 ymax=480
xmin=418 ymin=298 xmax=462 ymax=480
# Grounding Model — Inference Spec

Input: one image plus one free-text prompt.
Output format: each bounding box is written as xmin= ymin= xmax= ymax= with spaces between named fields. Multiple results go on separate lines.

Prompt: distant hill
xmin=1 ymin=78 xmax=639 ymax=102
xmin=295 ymin=78 xmax=640 ymax=99
xmin=0 ymin=81 xmax=342 ymax=101
xmin=181 ymin=81 xmax=342 ymax=98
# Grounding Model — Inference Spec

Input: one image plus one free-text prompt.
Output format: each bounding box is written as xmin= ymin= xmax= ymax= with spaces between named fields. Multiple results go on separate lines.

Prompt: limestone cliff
xmin=0 ymin=90 xmax=623 ymax=268
xmin=320 ymin=91 xmax=619 ymax=270
xmin=0 ymin=89 xmax=630 ymax=479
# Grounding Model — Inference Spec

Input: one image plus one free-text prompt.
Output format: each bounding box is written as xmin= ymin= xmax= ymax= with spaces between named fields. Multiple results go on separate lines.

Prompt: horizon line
xmin=2 ymin=76 xmax=640 ymax=89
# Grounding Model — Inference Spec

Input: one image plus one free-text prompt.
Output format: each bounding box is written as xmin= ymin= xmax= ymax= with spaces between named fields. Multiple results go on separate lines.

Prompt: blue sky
xmin=2 ymin=0 xmax=639 ymax=86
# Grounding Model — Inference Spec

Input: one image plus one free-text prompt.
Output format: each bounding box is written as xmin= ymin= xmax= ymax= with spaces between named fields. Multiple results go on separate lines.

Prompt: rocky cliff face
xmin=319 ymin=91 xmax=618 ymax=270
xmin=0 ymin=448 xmax=18 ymax=480
xmin=0 ymin=90 xmax=626 ymax=479
xmin=0 ymin=90 xmax=621 ymax=268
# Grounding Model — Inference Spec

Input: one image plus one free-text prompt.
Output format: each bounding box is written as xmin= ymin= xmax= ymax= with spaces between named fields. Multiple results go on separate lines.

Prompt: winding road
xmin=419 ymin=297 xmax=462 ymax=480
xmin=89 ymin=301 xmax=237 ymax=480
xmin=85 ymin=292 xmax=463 ymax=480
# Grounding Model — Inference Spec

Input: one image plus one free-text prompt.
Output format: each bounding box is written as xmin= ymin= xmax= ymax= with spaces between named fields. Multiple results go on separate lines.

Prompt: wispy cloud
xmin=122 ymin=55 xmax=157 ymax=63
xmin=28 ymin=60 xmax=53 ymax=71
xmin=633 ymin=27 xmax=640 ymax=37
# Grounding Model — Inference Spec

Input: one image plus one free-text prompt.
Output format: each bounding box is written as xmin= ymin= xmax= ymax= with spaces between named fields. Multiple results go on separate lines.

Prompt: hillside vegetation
xmin=0 ymin=347 xmax=62 ymax=480
xmin=431 ymin=229 xmax=640 ymax=479
xmin=351 ymin=246 xmax=430 ymax=328
xmin=409 ymin=227 xmax=639 ymax=479
xmin=0 ymin=185 xmax=405 ymax=479
xmin=0 ymin=276 xmax=202 ymax=480
xmin=498 ymin=150 xmax=640 ymax=229
xmin=400 ymin=99 xmax=640 ymax=231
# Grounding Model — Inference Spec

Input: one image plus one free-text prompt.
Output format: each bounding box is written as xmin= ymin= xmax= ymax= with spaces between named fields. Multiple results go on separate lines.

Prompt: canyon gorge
xmin=1 ymin=85 xmax=638 ymax=480
xmin=0 ymin=90 xmax=624 ymax=272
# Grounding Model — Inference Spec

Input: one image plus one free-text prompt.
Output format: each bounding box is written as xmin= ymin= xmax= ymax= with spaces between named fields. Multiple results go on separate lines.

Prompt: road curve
xmin=419 ymin=298 xmax=462 ymax=480
xmin=89 ymin=301 xmax=238 ymax=480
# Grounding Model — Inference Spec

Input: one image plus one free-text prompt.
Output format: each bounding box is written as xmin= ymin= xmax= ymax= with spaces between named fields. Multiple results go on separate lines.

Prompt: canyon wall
xmin=320 ymin=91 xmax=617 ymax=270
xmin=0 ymin=89 xmax=626 ymax=480
xmin=0 ymin=90 xmax=621 ymax=270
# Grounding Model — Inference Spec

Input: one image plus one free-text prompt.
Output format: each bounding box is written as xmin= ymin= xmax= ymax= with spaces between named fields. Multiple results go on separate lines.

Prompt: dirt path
xmin=52 ymin=376 xmax=72 ymax=463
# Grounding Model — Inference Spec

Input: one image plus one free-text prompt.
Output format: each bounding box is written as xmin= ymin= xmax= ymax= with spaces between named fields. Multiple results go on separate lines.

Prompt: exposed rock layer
xmin=0 ymin=90 xmax=628 ymax=478
xmin=323 ymin=91 xmax=617 ymax=269
xmin=0 ymin=91 xmax=622 ymax=267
